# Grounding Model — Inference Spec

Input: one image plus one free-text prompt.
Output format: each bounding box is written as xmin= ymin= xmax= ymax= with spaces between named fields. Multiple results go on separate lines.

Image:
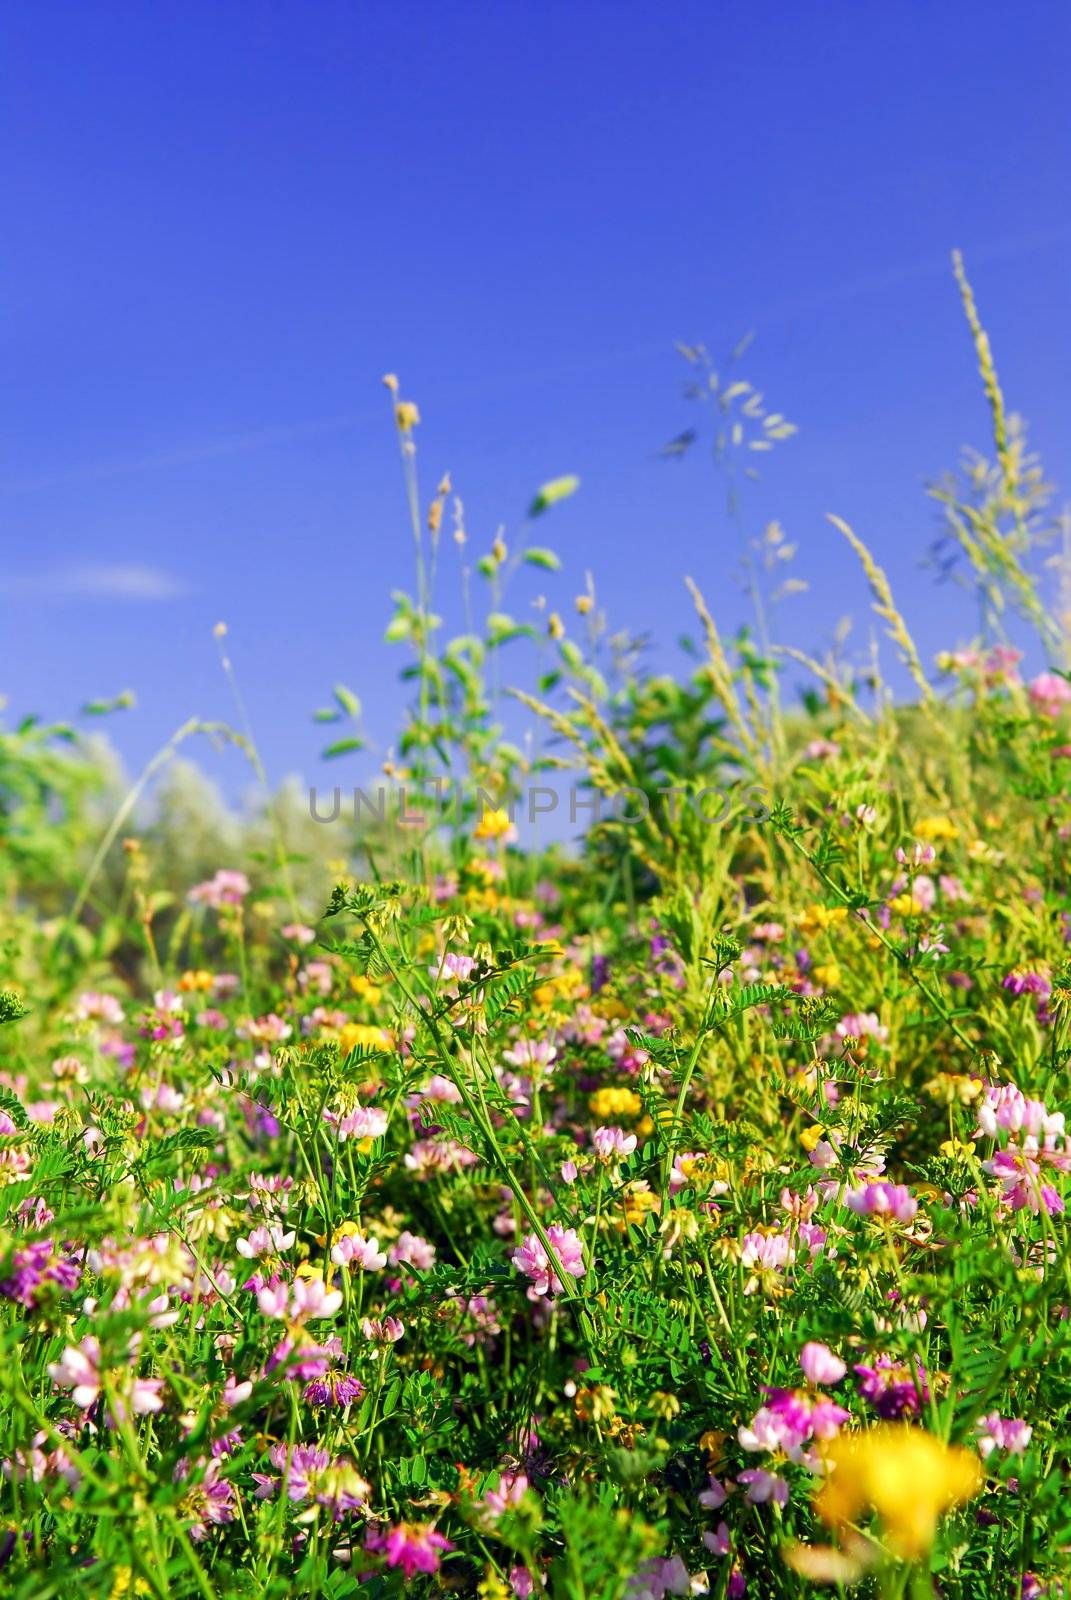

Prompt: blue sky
xmin=5 ymin=2 xmax=1070 ymax=801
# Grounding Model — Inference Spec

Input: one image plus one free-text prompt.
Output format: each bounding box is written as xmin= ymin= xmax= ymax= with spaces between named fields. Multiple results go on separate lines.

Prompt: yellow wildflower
xmin=812 ymin=962 xmax=841 ymax=988
xmin=799 ymin=904 xmax=849 ymax=934
xmin=815 ymin=1425 xmax=982 ymax=1560
xmin=574 ymin=1384 xmax=616 ymax=1424
xmin=110 ymin=1571 xmax=152 ymax=1599
xmin=593 ymin=997 xmax=629 ymax=1021
xmin=800 ymin=1123 xmax=826 ymax=1152
xmin=178 ymin=969 xmax=215 ymax=992
xmin=348 ymin=973 xmax=383 ymax=1006
xmin=618 ymin=1181 xmax=659 ymax=1230
xmin=394 ymin=400 xmax=420 ymax=432
xmin=923 ymin=1072 xmax=982 ymax=1106
xmin=589 ymin=1087 xmax=642 ymax=1121
xmin=473 ymin=806 xmax=514 ymax=842
xmin=916 ymin=815 xmax=959 ymax=842
xmin=337 ymin=1022 xmax=391 ymax=1054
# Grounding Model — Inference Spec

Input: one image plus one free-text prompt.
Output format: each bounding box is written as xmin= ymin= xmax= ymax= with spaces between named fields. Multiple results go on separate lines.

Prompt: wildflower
xmin=255 ymin=1443 xmax=369 ymax=1518
xmin=3 ymin=1430 xmax=80 ymax=1490
xmin=72 ymin=991 xmax=125 ymax=1025
xmin=895 ymin=842 xmax=936 ymax=869
xmin=188 ymin=869 xmax=250 ymax=908
xmin=394 ymin=400 xmax=421 ymax=432
xmin=1028 ymin=671 xmax=1071 ymax=717
xmin=388 ymin=1230 xmax=436 ymax=1270
xmin=699 ymin=1474 xmax=728 ymax=1509
xmin=361 ymin=1315 xmax=405 ymax=1344
xmin=236 ymin=1223 xmax=295 ymax=1261
xmin=176 ymin=1457 xmax=237 ymax=1540
xmin=815 ymin=1424 xmax=982 ymax=1559
xmin=976 ymin=1083 xmax=1063 ymax=1140
xmin=983 ymin=1141 xmax=1068 ymax=1216
xmin=915 ymin=815 xmax=959 ymax=842
xmin=1003 ymin=970 xmax=1051 ymax=999
xmin=258 ymin=1278 xmax=342 ymax=1323
xmin=844 ymin=1182 xmax=918 ymax=1223
xmin=365 ymin=1521 xmax=453 ymax=1580
xmin=303 ymin=1368 xmax=365 ymax=1407
xmin=337 ymin=1021 xmax=391 ymax=1053
xmin=737 ymin=1466 xmax=789 ymax=1504
xmin=482 ymin=1470 xmax=529 ymax=1518
xmin=625 ymin=1556 xmax=692 ymax=1599
xmin=976 ymin=1413 xmax=1032 ymax=1457
xmin=511 ymin=1226 xmax=586 ymax=1300
xmin=835 ymin=1011 xmax=889 ymax=1048
xmin=592 ymin=1125 xmax=637 ymax=1162
xmin=48 ymin=1338 xmax=106 ymax=1409
xmin=474 ymin=806 xmax=516 ymax=842
xmin=404 ymin=1136 xmax=478 ymax=1177
xmin=1 ymin=1238 xmax=81 ymax=1308
xmin=49 ymin=1336 xmax=164 ymax=1422
xmin=330 ymin=1224 xmax=387 ymax=1271
xmin=178 ymin=969 xmax=215 ymax=993
xmin=323 ymin=1103 xmax=389 ymax=1141
xmin=854 ymin=1354 xmax=929 ymax=1418
xmin=800 ymin=1342 xmax=847 ymax=1385
xmin=588 ymin=1086 xmax=642 ymax=1121
xmin=799 ymin=904 xmax=849 ymax=934
xmin=669 ymin=1151 xmax=728 ymax=1197
xmin=803 ymin=739 xmax=840 ymax=761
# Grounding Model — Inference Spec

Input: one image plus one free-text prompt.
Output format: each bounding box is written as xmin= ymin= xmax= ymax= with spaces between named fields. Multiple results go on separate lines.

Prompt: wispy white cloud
xmin=2 ymin=410 xmax=380 ymax=494
xmin=0 ymin=563 xmax=191 ymax=601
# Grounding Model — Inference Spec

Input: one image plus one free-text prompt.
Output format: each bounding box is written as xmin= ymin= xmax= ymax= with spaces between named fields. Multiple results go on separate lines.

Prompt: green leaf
xmin=81 ymin=691 xmax=135 ymax=716
xmin=334 ymin=684 xmax=362 ymax=717
xmin=321 ymin=737 xmax=365 ymax=758
xmin=523 ymin=546 xmax=562 ymax=570
xmin=528 ymin=474 xmax=580 ymax=517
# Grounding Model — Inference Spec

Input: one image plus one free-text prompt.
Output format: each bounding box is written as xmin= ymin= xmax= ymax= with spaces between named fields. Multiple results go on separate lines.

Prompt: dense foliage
xmin=2 ymin=264 xmax=1071 ymax=1598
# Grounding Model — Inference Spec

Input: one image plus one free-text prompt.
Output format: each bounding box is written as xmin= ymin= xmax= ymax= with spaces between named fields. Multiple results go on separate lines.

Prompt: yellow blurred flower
xmin=815 ymin=1425 xmax=982 ymax=1560
xmin=110 ymin=1571 xmax=152 ymax=1599
xmin=532 ymin=964 xmax=586 ymax=1011
xmin=916 ymin=815 xmax=959 ymax=842
xmin=799 ymin=904 xmax=849 ymax=934
xmin=473 ymin=807 xmax=514 ymax=842
xmin=178 ymin=969 xmax=215 ymax=992
xmin=812 ymin=962 xmax=841 ymax=988
xmin=574 ymin=1384 xmax=616 ymax=1424
xmin=923 ymin=1071 xmax=983 ymax=1106
xmin=394 ymin=400 xmax=420 ymax=432
xmin=589 ymin=1086 xmax=642 ymax=1121
xmin=618 ymin=1181 xmax=659 ymax=1230
xmin=337 ymin=1022 xmax=391 ymax=1054
xmin=800 ymin=1123 xmax=826 ymax=1152
xmin=348 ymin=973 xmax=383 ymax=1006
